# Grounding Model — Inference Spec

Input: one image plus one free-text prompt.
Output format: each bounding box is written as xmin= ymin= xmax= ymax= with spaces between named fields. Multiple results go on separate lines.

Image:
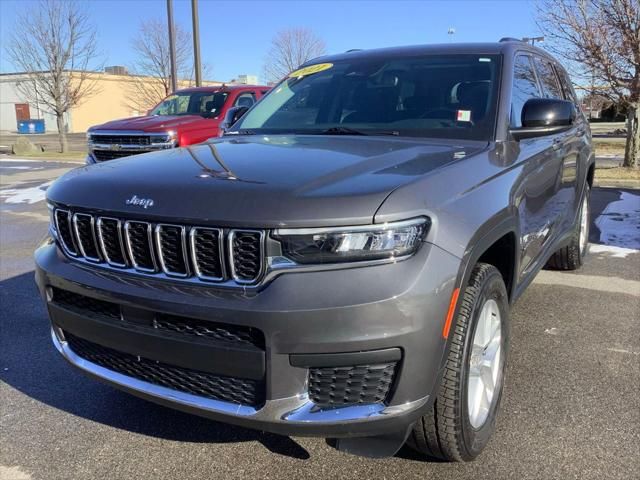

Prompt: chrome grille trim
xmin=154 ymin=224 xmax=189 ymax=278
xmin=54 ymin=209 xmax=78 ymax=257
xmin=52 ymin=208 xmax=269 ymax=287
xmin=72 ymin=213 xmax=101 ymax=262
xmin=124 ymin=221 xmax=157 ymax=273
xmin=190 ymin=227 xmax=225 ymax=282
xmin=228 ymin=229 xmax=265 ymax=285
xmin=96 ymin=217 xmax=127 ymax=268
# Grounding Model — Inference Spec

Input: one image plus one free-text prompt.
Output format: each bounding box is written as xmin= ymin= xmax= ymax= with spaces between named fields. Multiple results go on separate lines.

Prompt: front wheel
xmin=408 ymin=263 xmax=509 ymax=461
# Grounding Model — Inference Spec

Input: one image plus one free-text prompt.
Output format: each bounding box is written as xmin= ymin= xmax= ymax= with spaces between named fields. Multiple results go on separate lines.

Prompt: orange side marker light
xmin=442 ymin=287 xmax=460 ymax=339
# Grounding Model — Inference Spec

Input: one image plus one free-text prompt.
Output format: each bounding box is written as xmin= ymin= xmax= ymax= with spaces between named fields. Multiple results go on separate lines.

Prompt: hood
xmin=47 ymin=135 xmax=486 ymax=228
xmin=91 ymin=115 xmax=215 ymax=132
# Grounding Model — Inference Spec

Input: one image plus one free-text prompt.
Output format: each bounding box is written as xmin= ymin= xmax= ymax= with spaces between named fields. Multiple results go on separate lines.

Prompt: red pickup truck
xmin=86 ymin=85 xmax=269 ymax=164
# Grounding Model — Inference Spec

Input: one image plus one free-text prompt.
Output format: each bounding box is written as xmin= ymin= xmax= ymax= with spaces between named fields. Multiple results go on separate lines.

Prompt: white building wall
xmin=0 ymin=75 xmax=60 ymax=133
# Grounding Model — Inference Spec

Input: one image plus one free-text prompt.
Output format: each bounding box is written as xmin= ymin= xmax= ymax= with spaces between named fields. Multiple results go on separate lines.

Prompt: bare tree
xmin=263 ymin=28 xmax=326 ymax=84
xmin=126 ymin=18 xmax=206 ymax=113
xmin=537 ymin=0 xmax=640 ymax=167
xmin=5 ymin=0 xmax=100 ymax=152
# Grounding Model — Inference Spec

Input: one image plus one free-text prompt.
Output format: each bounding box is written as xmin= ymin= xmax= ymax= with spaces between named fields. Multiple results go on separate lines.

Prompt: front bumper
xmin=35 ymin=238 xmax=460 ymax=437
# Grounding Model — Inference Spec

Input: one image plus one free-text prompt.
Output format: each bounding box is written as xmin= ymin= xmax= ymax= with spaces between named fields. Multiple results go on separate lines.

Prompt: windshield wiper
xmin=319 ymin=126 xmax=400 ymax=136
xmin=321 ymin=126 xmax=369 ymax=135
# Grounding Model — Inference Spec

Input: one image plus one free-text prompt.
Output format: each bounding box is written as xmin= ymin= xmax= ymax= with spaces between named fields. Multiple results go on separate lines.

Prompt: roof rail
xmin=499 ymin=37 xmax=523 ymax=43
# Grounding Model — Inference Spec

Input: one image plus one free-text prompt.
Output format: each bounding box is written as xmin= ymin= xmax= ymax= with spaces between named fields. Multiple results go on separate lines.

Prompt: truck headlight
xmin=48 ymin=203 xmax=58 ymax=239
xmin=272 ymin=217 xmax=429 ymax=264
xmin=151 ymin=130 xmax=177 ymax=145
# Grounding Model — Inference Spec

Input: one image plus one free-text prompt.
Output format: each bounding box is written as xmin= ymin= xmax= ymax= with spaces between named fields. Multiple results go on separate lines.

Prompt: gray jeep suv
xmin=35 ymin=40 xmax=593 ymax=461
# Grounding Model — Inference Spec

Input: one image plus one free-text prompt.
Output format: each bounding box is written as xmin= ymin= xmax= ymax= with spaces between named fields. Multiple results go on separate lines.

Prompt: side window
xmin=234 ymin=92 xmax=256 ymax=108
xmin=511 ymin=55 xmax=541 ymax=127
xmin=532 ymin=57 xmax=563 ymax=99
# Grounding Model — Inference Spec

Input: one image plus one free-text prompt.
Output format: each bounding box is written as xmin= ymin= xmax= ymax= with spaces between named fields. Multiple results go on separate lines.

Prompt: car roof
xmin=304 ymin=41 xmax=553 ymax=65
xmin=176 ymin=85 xmax=269 ymax=93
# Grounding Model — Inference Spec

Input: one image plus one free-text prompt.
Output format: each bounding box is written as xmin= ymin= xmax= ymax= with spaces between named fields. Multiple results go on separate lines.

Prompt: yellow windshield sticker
xmin=289 ymin=63 xmax=333 ymax=78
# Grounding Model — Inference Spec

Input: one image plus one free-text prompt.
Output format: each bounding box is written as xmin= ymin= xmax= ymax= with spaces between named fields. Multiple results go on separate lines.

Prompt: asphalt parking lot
xmin=1 ymin=158 xmax=639 ymax=480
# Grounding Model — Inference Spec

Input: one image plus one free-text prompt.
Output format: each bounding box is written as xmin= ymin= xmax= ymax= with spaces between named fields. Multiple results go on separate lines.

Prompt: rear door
xmin=554 ymin=64 xmax=589 ymax=233
xmin=511 ymin=54 xmax=564 ymax=278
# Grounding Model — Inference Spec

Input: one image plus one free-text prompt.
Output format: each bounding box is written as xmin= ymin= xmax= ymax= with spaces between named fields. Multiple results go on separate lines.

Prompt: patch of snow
xmin=1 ymin=166 xmax=43 ymax=170
xmin=589 ymin=243 xmax=638 ymax=258
xmin=0 ymin=181 xmax=52 ymax=204
xmin=594 ymin=191 xmax=640 ymax=250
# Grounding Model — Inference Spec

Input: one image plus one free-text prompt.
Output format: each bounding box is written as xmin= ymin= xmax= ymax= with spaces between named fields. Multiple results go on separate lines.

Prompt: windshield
xmin=150 ymin=91 xmax=229 ymax=117
xmin=232 ymin=54 xmax=501 ymax=140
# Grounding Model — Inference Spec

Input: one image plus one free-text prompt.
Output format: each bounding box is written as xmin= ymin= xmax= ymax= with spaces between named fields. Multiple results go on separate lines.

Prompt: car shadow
xmin=0 ymin=271 xmax=310 ymax=460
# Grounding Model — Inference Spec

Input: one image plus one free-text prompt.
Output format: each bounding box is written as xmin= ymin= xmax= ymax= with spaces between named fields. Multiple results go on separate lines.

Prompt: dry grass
xmin=593 ymin=138 xmax=626 ymax=157
xmin=595 ymin=167 xmax=640 ymax=180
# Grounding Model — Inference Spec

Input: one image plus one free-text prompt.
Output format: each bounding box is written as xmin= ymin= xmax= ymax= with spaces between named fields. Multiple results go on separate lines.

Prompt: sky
xmin=0 ymin=0 xmax=541 ymax=83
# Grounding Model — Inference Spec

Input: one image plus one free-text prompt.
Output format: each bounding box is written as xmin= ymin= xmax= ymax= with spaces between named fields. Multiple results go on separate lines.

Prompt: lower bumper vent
xmin=309 ymin=363 xmax=397 ymax=408
xmin=64 ymin=332 xmax=265 ymax=407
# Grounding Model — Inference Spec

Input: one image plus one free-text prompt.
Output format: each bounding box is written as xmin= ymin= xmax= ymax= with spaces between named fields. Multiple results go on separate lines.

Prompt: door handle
xmin=552 ymin=139 xmax=562 ymax=151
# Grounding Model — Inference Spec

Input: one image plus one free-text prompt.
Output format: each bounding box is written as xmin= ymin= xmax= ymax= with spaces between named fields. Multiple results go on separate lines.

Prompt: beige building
xmin=0 ymin=69 xmax=225 ymax=133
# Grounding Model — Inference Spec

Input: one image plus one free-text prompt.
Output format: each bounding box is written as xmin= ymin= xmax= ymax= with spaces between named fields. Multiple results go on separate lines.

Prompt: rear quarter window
xmin=532 ymin=56 xmax=563 ymax=100
xmin=556 ymin=67 xmax=578 ymax=104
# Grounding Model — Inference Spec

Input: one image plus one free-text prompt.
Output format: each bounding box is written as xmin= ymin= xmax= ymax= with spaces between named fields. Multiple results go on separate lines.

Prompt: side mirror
xmin=510 ymin=98 xmax=575 ymax=140
xmin=219 ymin=106 xmax=249 ymax=135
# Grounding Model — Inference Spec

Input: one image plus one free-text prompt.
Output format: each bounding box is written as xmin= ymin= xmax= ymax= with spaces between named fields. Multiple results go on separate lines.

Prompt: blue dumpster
xmin=17 ymin=119 xmax=45 ymax=134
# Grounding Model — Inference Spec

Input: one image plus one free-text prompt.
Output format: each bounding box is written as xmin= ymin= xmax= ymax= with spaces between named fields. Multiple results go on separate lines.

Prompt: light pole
xmin=522 ymin=36 xmax=544 ymax=46
xmin=191 ymin=0 xmax=202 ymax=87
xmin=167 ymin=0 xmax=178 ymax=93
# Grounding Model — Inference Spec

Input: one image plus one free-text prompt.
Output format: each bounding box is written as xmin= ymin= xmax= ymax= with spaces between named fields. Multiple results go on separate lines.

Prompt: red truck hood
xmin=91 ymin=115 xmax=217 ymax=132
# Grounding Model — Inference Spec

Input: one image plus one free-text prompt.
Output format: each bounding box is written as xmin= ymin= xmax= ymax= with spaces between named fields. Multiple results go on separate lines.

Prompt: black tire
xmin=546 ymin=185 xmax=590 ymax=270
xmin=408 ymin=263 xmax=509 ymax=462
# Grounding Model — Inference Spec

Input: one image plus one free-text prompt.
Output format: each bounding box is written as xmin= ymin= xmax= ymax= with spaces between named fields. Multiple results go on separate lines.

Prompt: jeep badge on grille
xmin=125 ymin=195 xmax=154 ymax=209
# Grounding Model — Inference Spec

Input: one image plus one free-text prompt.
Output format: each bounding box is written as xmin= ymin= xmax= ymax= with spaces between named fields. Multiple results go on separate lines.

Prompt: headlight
xmin=151 ymin=130 xmax=177 ymax=144
xmin=272 ymin=217 xmax=429 ymax=264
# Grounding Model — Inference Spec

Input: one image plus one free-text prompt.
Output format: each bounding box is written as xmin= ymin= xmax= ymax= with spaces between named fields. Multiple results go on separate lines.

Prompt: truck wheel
xmin=408 ymin=263 xmax=509 ymax=461
xmin=546 ymin=185 xmax=590 ymax=270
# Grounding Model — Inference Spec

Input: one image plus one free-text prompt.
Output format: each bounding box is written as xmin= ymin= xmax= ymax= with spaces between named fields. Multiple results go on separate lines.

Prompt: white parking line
xmin=0 ymin=158 xmax=40 ymax=163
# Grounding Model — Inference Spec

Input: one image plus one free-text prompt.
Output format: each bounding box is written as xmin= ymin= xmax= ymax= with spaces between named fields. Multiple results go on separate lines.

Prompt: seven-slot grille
xmin=53 ymin=208 xmax=265 ymax=285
